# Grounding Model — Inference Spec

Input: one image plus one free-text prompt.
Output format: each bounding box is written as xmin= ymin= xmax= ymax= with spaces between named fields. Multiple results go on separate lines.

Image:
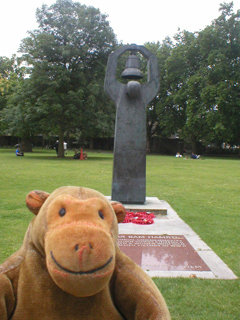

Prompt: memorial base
xmin=107 ymin=196 xmax=168 ymax=216
xmin=106 ymin=196 xmax=237 ymax=279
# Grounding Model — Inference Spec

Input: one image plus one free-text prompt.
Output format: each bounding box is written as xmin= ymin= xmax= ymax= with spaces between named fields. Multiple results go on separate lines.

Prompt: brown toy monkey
xmin=0 ymin=186 xmax=170 ymax=319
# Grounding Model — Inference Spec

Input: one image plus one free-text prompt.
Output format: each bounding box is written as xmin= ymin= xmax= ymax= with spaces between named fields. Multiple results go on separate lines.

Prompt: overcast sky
xmin=1 ymin=0 xmax=239 ymax=58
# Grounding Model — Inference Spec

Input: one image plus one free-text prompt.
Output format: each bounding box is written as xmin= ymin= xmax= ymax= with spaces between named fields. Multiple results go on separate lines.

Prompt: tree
xmin=182 ymin=2 xmax=240 ymax=150
xmin=145 ymin=32 xmax=204 ymax=152
xmin=144 ymin=40 xmax=174 ymax=151
xmin=158 ymin=2 xmax=240 ymax=152
xmin=0 ymin=56 xmax=31 ymax=149
xmin=199 ymin=2 xmax=240 ymax=147
xmin=2 ymin=76 xmax=44 ymax=151
xmin=20 ymin=0 xmax=117 ymax=157
xmin=0 ymin=56 xmax=18 ymax=134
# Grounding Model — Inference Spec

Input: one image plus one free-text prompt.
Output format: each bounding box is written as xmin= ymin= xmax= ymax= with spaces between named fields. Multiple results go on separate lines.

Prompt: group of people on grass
xmin=176 ymin=152 xmax=201 ymax=159
xmin=15 ymin=140 xmax=68 ymax=157
xmin=15 ymin=143 xmax=200 ymax=160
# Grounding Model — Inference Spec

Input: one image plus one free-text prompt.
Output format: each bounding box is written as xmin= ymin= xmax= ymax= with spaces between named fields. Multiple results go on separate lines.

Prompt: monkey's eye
xmin=98 ymin=211 xmax=104 ymax=219
xmin=59 ymin=208 xmax=66 ymax=217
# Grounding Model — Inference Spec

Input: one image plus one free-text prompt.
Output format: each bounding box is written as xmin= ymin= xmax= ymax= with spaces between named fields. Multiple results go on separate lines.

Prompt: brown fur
xmin=0 ymin=186 xmax=171 ymax=319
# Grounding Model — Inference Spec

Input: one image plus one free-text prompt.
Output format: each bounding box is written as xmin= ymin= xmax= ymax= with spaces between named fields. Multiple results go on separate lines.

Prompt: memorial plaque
xmin=118 ymin=234 xmax=210 ymax=271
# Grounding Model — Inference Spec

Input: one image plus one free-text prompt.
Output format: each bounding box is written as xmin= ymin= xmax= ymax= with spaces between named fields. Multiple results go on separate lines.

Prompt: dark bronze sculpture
xmin=104 ymin=44 xmax=159 ymax=204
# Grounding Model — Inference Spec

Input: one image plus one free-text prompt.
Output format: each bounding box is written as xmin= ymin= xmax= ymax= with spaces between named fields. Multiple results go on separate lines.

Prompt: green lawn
xmin=0 ymin=148 xmax=239 ymax=319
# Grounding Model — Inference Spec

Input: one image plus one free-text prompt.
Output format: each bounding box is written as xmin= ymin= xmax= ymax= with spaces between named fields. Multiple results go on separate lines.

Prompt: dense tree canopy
xmin=18 ymin=0 xmax=117 ymax=156
xmin=181 ymin=2 xmax=240 ymax=150
xmin=0 ymin=56 xmax=27 ymax=137
xmin=147 ymin=2 xmax=240 ymax=152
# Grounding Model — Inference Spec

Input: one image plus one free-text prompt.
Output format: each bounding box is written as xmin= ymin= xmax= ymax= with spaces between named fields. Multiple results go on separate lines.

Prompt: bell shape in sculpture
xmin=121 ymin=54 xmax=143 ymax=80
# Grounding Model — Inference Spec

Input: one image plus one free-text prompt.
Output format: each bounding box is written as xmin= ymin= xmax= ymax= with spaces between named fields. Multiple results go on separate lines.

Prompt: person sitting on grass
xmin=16 ymin=148 xmax=24 ymax=156
xmin=175 ymin=152 xmax=183 ymax=158
xmin=191 ymin=152 xmax=200 ymax=159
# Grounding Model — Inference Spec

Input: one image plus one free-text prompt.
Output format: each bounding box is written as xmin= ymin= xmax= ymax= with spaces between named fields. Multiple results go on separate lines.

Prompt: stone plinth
xmin=106 ymin=196 xmax=167 ymax=216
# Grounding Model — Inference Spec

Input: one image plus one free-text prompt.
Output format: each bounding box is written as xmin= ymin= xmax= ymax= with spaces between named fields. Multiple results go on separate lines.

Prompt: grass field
xmin=0 ymin=148 xmax=239 ymax=319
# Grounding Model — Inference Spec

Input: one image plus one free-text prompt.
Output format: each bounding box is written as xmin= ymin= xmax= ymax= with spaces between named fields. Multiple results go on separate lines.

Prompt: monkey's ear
xmin=111 ymin=201 xmax=126 ymax=223
xmin=26 ymin=190 xmax=50 ymax=215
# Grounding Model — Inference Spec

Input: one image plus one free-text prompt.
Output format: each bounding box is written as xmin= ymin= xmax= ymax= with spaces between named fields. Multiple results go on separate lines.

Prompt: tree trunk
xmin=58 ymin=128 xmax=65 ymax=158
xmin=66 ymin=131 xmax=70 ymax=150
xmin=42 ymin=135 xmax=45 ymax=148
xmin=191 ymin=133 xmax=197 ymax=154
xmin=238 ymin=137 xmax=240 ymax=158
xmin=21 ymin=137 xmax=32 ymax=152
xmin=89 ymin=138 xmax=94 ymax=150
xmin=146 ymin=138 xmax=151 ymax=153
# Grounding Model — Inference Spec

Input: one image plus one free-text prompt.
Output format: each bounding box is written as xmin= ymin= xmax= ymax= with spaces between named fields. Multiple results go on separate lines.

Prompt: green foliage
xmin=0 ymin=149 xmax=239 ymax=319
xmin=148 ymin=2 xmax=240 ymax=151
xmin=196 ymin=2 xmax=240 ymax=146
xmin=0 ymin=56 xmax=27 ymax=136
xmin=145 ymin=40 xmax=179 ymax=142
xmin=18 ymin=0 xmax=117 ymax=156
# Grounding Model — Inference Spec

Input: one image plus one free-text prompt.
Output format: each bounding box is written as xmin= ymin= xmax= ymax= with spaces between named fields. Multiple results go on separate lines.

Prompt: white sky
xmin=1 ymin=0 xmax=239 ymax=58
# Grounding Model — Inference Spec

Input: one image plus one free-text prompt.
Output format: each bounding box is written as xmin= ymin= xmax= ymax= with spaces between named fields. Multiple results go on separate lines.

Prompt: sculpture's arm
xmin=112 ymin=250 xmax=171 ymax=320
xmin=104 ymin=45 xmax=139 ymax=102
xmin=0 ymin=274 xmax=16 ymax=320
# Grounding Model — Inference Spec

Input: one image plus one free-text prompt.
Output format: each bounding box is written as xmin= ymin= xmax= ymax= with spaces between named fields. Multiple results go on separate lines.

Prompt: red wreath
xmin=123 ymin=211 xmax=156 ymax=225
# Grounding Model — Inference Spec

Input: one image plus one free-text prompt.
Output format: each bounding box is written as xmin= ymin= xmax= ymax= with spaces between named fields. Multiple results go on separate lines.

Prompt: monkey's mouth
xmin=50 ymin=251 xmax=113 ymax=275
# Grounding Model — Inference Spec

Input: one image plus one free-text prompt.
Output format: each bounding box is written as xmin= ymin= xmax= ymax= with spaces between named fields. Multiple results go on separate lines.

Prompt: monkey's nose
xmin=75 ymin=243 xmax=93 ymax=251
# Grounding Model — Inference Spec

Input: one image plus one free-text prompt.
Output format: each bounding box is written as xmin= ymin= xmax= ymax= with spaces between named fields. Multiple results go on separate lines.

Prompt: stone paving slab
xmin=107 ymin=197 xmax=237 ymax=279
